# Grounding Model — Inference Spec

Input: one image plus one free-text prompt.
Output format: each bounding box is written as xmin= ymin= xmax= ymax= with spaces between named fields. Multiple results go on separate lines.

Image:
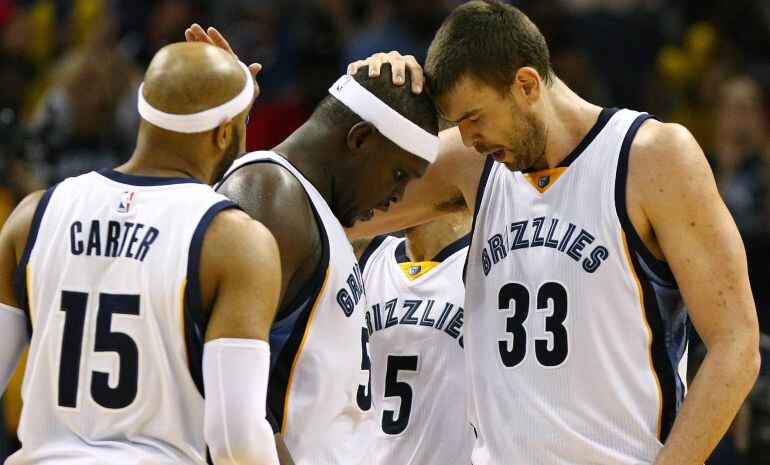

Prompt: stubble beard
xmin=504 ymin=109 xmax=547 ymax=172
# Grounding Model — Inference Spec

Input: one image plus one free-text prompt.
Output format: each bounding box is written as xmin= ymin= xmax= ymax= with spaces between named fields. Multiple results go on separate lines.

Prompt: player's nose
xmin=457 ymin=122 xmax=476 ymax=148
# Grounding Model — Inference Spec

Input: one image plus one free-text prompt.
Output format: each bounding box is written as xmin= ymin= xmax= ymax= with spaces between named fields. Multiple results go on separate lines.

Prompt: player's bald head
xmin=142 ymin=42 xmax=247 ymax=115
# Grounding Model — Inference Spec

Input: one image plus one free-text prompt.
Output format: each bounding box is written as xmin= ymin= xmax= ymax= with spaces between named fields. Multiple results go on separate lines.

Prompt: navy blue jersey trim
xmin=97 ymin=169 xmax=204 ymax=186
xmin=183 ymin=199 xmax=239 ymax=396
xmin=521 ymin=108 xmax=619 ymax=174
xmin=359 ymin=235 xmax=388 ymax=272
xmin=613 ymin=114 xmax=674 ymax=283
xmin=395 ymin=232 xmax=470 ymax=264
xmin=395 ymin=239 xmax=408 ymax=264
xmin=615 ymin=113 xmax=678 ymax=441
xmin=218 ymin=157 xmax=329 ymax=322
xmin=221 ymin=157 xmax=332 ymax=434
xmin=462 ymin=155 xmax=495 ymax=284
xmin=14 ymin=185 xmax=58 ymax=336
xmin=432 ymin=232 xmax=471 ymax=262
xmin=268 ymin=236 xmax=330 ymax=433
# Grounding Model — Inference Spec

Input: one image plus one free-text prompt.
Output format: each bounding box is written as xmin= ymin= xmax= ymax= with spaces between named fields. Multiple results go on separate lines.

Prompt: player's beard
xmin=504 ymin=108 xmax=547 ymax=172
xmin=211 ymin=131 xmax=242 ymax=185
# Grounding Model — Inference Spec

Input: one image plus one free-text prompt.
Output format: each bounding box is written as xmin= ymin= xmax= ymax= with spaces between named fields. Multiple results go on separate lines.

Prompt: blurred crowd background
xmin=0 ymin=0 xmax=769 ymax=463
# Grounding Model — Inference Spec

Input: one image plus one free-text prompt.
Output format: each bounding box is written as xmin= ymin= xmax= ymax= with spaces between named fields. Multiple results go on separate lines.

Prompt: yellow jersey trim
xmin=398 ymin=261 xmax=440 ymax=281
xmin=522 ymin=167 xmax=567 ymax=193
xmin=281 ymin=266 xmax=331 ymax=435
xmin=25 ymin=263 xmax=33 ymax=328
xmin=180 ymin=278 xmax=188 ymax=367
xmin=621 ymin=231 xmax=663 ymax=438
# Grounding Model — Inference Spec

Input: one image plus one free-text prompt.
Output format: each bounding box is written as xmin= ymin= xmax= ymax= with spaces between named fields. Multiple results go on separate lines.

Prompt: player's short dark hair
xmin=425 ymin=0 xmax=554 ymax=99
xmin=312 ymin=64 xmax=438 ymax=135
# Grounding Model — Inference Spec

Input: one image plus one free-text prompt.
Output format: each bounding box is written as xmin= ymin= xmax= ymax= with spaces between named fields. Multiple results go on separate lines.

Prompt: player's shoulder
xmin=202 ymin=208 xmax=279 ymax=276
xmin=2 ymin=190 xmax=47 ymax=254
xmin=627 ymin=118 xmax=713 ymax=209
xmin=219 ymin=159 xmax=307 ymax=203
xmin=218 ymin=160 xmax=315 ymax=226
xmin=206 ymin=208 xmax=276 ymax=250
xmin=630 ymin=119 xmax=704 ymax=171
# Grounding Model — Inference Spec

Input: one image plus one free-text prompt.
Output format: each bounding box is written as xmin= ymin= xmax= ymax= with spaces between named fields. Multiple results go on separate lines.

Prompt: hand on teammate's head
xmin=184 ymin=23 xmax=262 ymax=83
xmin=347 ymin=51 xmax=425 ymax=95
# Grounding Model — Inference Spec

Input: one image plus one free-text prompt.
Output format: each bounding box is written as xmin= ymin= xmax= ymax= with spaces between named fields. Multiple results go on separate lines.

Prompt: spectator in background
xmin=24 ymin=44 xmax=140 ymax=185
xmin=710 ymin=75 xmax=770 ymax=331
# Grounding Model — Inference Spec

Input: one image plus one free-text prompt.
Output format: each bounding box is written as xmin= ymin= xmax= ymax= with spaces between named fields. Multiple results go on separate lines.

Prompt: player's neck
xmin=272 ymin=121 xmax=337 ymax=205
xmin=124 ymin=134 xmax=211 ymax=182
xmin=404 ymin=211 xmax=470 ymax=262
xmin=532 ymin=79 xmax=604 ymax=171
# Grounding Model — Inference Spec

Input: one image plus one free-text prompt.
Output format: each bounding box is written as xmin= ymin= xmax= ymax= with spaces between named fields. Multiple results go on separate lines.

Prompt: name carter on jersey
xmin=480 ymin=216 xmax=609 ymax=276
xmin=69 ymin=220 xmax=160 ymax=262
xmin=365 ymin=298 xmax=464 ymax=348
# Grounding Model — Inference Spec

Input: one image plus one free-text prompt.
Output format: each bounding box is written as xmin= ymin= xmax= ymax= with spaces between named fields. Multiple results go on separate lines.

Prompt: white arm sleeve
xmin=0 ymin=303 xmax=27 ymax=395
xmin=203 ymin=338 xmax=280 ymax=465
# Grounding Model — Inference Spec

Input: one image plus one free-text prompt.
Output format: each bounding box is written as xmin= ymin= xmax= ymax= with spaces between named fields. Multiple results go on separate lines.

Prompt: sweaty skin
xmin=347 ymin=52 xmax=759 ymax=465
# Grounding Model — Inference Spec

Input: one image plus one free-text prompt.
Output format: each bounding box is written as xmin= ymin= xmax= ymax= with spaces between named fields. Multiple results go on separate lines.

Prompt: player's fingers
xmin=189 ymin=23 xmax=214 ymax=45
xmin=347 ymin=60 xmax=366 ymax=75
xmin=207 ymin=27 xmax=235 ymax=55
xmin=368 ymin=54 xmax=385 ymax=77
xmin=404 ymin=55 xmax=425 ymax=94
xmin=249 ymin=63 xmax=262 ymax=98
xmin=248 ymin=63 xmax=262 ymax=79
xmin=184 ymin=28 xmax=194 ymax=42
xmin=388 ymin=51 xmax=407 ymax=86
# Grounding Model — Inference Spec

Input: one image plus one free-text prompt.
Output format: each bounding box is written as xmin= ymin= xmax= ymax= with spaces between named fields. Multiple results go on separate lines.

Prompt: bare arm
xmin=628 ymin=121 xmax=760 ymax=465
xmin=347 ymin=126 xmax=484 ymax=239
xmin=0 ymin=192 xmax=44 ymax=395
xmin=200 ymin=208 xmax=281 ymax=341
xmin=199 ymin=209 xmax=283 ymax=465
xmin=216 ymin=164 xmax=321 ymax=320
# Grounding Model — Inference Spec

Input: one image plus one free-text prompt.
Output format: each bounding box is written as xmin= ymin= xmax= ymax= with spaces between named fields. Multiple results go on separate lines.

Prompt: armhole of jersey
xmin=358 ymin=235 xmax=389 ymax=273
xmin=221 ymin=160 xmax=333 ymax=434
xmin=614 ymin=113 xmax=679 ymax=442
xmin=13 ymin=184 xmax=58 ymax=336
xmin=613 ymin=114 xmax=675 ymax=285
xmin=183 ymin=199 xmax=239 ymax=396
xmin=462 ymin=155 xmax=495 ymax=284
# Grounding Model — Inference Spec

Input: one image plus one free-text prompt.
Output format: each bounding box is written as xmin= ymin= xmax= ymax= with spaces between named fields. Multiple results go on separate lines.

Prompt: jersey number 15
xmin=58 ymin=291 xmax=140 ymax=410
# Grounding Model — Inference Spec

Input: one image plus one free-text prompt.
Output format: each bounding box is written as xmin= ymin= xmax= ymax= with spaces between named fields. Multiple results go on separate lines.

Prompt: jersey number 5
xmin=58 ymin=291 xmax=140 ymax=409
xmin=498 ymin=282 xmax=569 ymax=368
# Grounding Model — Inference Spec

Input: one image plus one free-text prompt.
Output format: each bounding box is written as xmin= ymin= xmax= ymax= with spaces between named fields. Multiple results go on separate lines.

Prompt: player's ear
xmin=511 ymin=67 xmax=541 ymax=104
xmin=214 ymin=119 xmax=233 ymax=151
xmin=346 ymin=121 xmax=378 ymax=158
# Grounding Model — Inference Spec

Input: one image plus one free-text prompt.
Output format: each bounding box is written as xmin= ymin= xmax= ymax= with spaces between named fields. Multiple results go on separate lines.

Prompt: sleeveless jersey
xmin=10 ymin=169 xmax=237 ymax=465
xmin=360 ymin=235 xmax=474 ymax=465
xmin=219 ymin=152 xmax=373 ymax=465
xmin=464 ymin=108 xmax=688 ymax=465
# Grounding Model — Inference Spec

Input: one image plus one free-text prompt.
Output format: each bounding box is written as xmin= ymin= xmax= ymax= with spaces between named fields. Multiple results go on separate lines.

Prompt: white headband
xmin=328 ymin=75 xmax=438 ymax=163
xmin=137 ymin=61 xmax=253 ymax=133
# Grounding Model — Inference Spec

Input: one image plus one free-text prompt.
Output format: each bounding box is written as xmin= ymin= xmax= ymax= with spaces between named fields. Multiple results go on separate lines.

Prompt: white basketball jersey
xmin=360 ymin=235 xmax=474 ymax=465
xmin=464 ymin=108 xmax=688 ymax=465
xmin=10 ymin=169 xmax=238 ymax=465
xmin=220 ymin=152 xmax=373 ymax=465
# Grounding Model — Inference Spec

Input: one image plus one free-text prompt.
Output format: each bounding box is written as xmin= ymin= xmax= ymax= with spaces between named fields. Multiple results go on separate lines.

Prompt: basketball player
xmin=345 ymin=1 xmax=760 ymax=464
xmin=0 ymin=42 xmax=282 ymax=465
xmin=186 ymin=25 xmax=439 ymax=465
xmin=354 ymin=208 xmax=474 ymax=465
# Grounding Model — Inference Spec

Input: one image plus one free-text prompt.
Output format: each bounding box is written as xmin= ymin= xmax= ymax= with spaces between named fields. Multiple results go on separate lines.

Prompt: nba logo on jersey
xmin=117 ymin=191 xmax=135 ymax=213
xmin=409 ymin=265 xmax=421 ymax=276
xmin=537 ymin=176 xmax=550 ymax=189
